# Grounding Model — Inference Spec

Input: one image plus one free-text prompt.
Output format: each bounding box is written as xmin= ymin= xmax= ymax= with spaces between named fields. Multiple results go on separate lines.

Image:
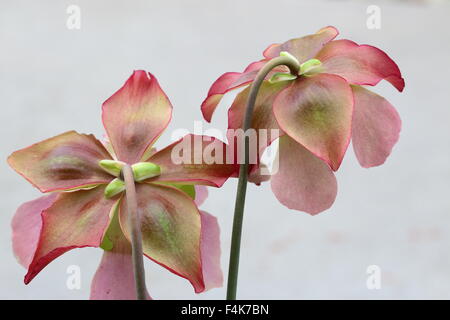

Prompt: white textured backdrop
xmin=1 ymin=0 xmax=450 ymax=299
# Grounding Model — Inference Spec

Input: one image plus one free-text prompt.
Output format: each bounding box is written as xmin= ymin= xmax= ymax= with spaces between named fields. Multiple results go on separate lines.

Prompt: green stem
xmin=226 ymin=55 xmax=300 ymax=300
xmin=122 ymin=164 xmax=147 ymax=300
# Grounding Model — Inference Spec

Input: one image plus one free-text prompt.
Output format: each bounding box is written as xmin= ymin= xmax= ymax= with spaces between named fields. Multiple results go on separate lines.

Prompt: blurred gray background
xmin=1 ymin=0 xmax=450 ymax=299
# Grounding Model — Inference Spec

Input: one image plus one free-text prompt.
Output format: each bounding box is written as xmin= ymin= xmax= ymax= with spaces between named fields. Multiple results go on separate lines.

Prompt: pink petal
xmin=316 ymin=39 xmax=405 ymax=91
xmin=146 ymin=134 xmax=237 ymax=187
xmin=273 ymin=74 xmax=354 ymax=171
xmin=263 ymin=26 xmax=339 ymax=63
xmin=12 ymin=194 xmax=58 ymax=268
xmin=24 ymin=186 xmax=117 ymax=284
xmin=90 ymin=208 xmax=151 ymax=300
xmin=8 ymin=131 xmax=113 ymax=193
xmin=200 ymin=211 xmax=223 ymax=290
xmin=102 ymin=70 xmax=172 ymax=164
xmin=351 ymin=86 xmax=401 ymax=168
xmin=119 ymin=183 xmax=205 ymax=293
xmin=194 ymin=186 xmax=208 ymax=206
xmin=271 ymin=136 xmax=337 ymax=214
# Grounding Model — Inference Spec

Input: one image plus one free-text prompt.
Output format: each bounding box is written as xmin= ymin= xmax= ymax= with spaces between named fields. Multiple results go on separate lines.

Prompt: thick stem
xmin=226 ymin=56 xmax=300 ymax=300
xmin=122 ymin=164 xmax=147 ymax=300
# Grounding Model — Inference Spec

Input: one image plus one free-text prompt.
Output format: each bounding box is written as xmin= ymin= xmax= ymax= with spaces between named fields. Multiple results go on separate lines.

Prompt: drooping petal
xmin=24 ymin=186 xmax=117 ymax=284
xmin=263 ymin=26 xmax=339 ymax=63
xmin=271 ymin=136 xmax=337 ymax=214
xmin=102 ymin=70 xmax=172 ymax=164
xmin=273 ymin=74 xmax=353 ymax=171
xmin=90 ymin=204 xmax=151 ymax=300
xmin=316 ymin=39 xmax=405 ymax=91
xmin=199 ymin=211 xmax=223 ymax=290
xmin=146 ymin=134 xmax=237 ymax=187
xmin=8 ymin=131 xmax=113 ymax=193
xmin=194 ymin=186 xmax=208 ymax=206
xmin=119 ymin=183 xmax=205 ymax=293
xmin=12 ymin=194 xmax=58 ymax=268
xmin=351 ymin=86 xmax=401 ymax=168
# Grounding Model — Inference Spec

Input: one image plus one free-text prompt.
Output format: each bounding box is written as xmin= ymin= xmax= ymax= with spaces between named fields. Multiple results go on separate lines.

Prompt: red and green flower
xmin=202 ymin=26 xmax=404 ymax=214
xmin=9 ymin=70 xmax=235 ymax=298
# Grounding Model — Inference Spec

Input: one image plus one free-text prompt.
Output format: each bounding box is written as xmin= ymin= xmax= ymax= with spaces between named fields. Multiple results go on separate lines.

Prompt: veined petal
xmin=316 ymin=39 xmax=405 ymax=91
xmin=8 ymin=131 xmax=113 ymax=193
xmin=271 ymin=136 xmax=337 ymax=214
xmin=24 ymin=186 xmax=117 ymax=284
xmin=145 ymin=134 xmax=237 ymax=187
xmin=200 ymin=211 xmax=223 ymax=290
xmin=263 ymin=26 xmax=339 ymax=63
xmin=351 ymin=86 xmax=401 ymax=168
xmin=273 ymin=74 xmax=354 ymax=171
xmin=90 ymin=204 xmax=151 ymax=300
xmin=119 ymin=183 xmax=205 ymax=293
xmin=12 ymin=194 xmax=58 ymax=268
xmin=102 ymin=70 xmax=172 ymax=164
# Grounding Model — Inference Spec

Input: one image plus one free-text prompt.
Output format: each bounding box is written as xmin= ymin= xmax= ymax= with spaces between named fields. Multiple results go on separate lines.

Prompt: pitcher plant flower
xmin=202 ymin=26 xmax=404 ymax=214
xmin=9 ymin=70 xmax=234 ymax=299
xmin=201 ymin=26 xmax=404 ymax=299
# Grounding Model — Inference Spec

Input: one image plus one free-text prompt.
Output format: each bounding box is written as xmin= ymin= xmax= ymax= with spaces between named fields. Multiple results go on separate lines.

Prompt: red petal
xmin=271 ymin=136 xmax=337 ymax=214
xmin=351 ymin=86 xmax=401 ymax=167
xmin=200 ymin=211 xmax=223 ymax=290
xmin=90 ymin=206 xmax=151 ymax=300
xmin=12 ymin=194 xmax=58 ymax=268
xmin=273 ymin=74 xmax=353 ymax=171
xmin=102 ymin=70 xmax=172 ymax=164
xmin=263 ymin=26 xmax=339 ymax=63
xmin=316 ymin=39 xmax=405 ymax=91
xmin=119 ymin=183 xmax=205 ymax=293
xmin=146 ymin=134 xmax=237 ymax=187
xmin=8 ymin=131 xmax=113 ymax=192
xmin=24 ymin=186 xmax=117 ymax=284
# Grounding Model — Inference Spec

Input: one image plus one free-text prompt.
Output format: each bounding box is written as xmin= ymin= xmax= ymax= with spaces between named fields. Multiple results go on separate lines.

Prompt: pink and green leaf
xmin=263 ymin=26 xmax=339 ymax=63
xmin=8 ymin=131 xmax=113 ymax=193
xmin=118 ymin=183 xmax=205 ymax=293
xmin=146 ymin=134 xmax=237 ymax=187
xmin=24 ymin=186 xmax=117 ymax=284
xmin=102 ymin=70 xmax=172 ymax=164
xmin=273 ymin=73 xmax=353 ymax=171
xmin=316 ymin=39 xmax=405 ymax=91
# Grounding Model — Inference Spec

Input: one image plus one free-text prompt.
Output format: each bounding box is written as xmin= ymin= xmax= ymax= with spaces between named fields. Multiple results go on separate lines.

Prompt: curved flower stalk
xmin=9 ymin=70 xmax=234 ymax=299
xmin=203 ymin=26 xmax=404 ymax=214
xmin=202 ymin=26 xmax=404 ymax=299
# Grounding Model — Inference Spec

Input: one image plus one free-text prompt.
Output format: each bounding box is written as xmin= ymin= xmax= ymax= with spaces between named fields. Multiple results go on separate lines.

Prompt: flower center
xmin=99 ymin=160 xmax=161 ymax=198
